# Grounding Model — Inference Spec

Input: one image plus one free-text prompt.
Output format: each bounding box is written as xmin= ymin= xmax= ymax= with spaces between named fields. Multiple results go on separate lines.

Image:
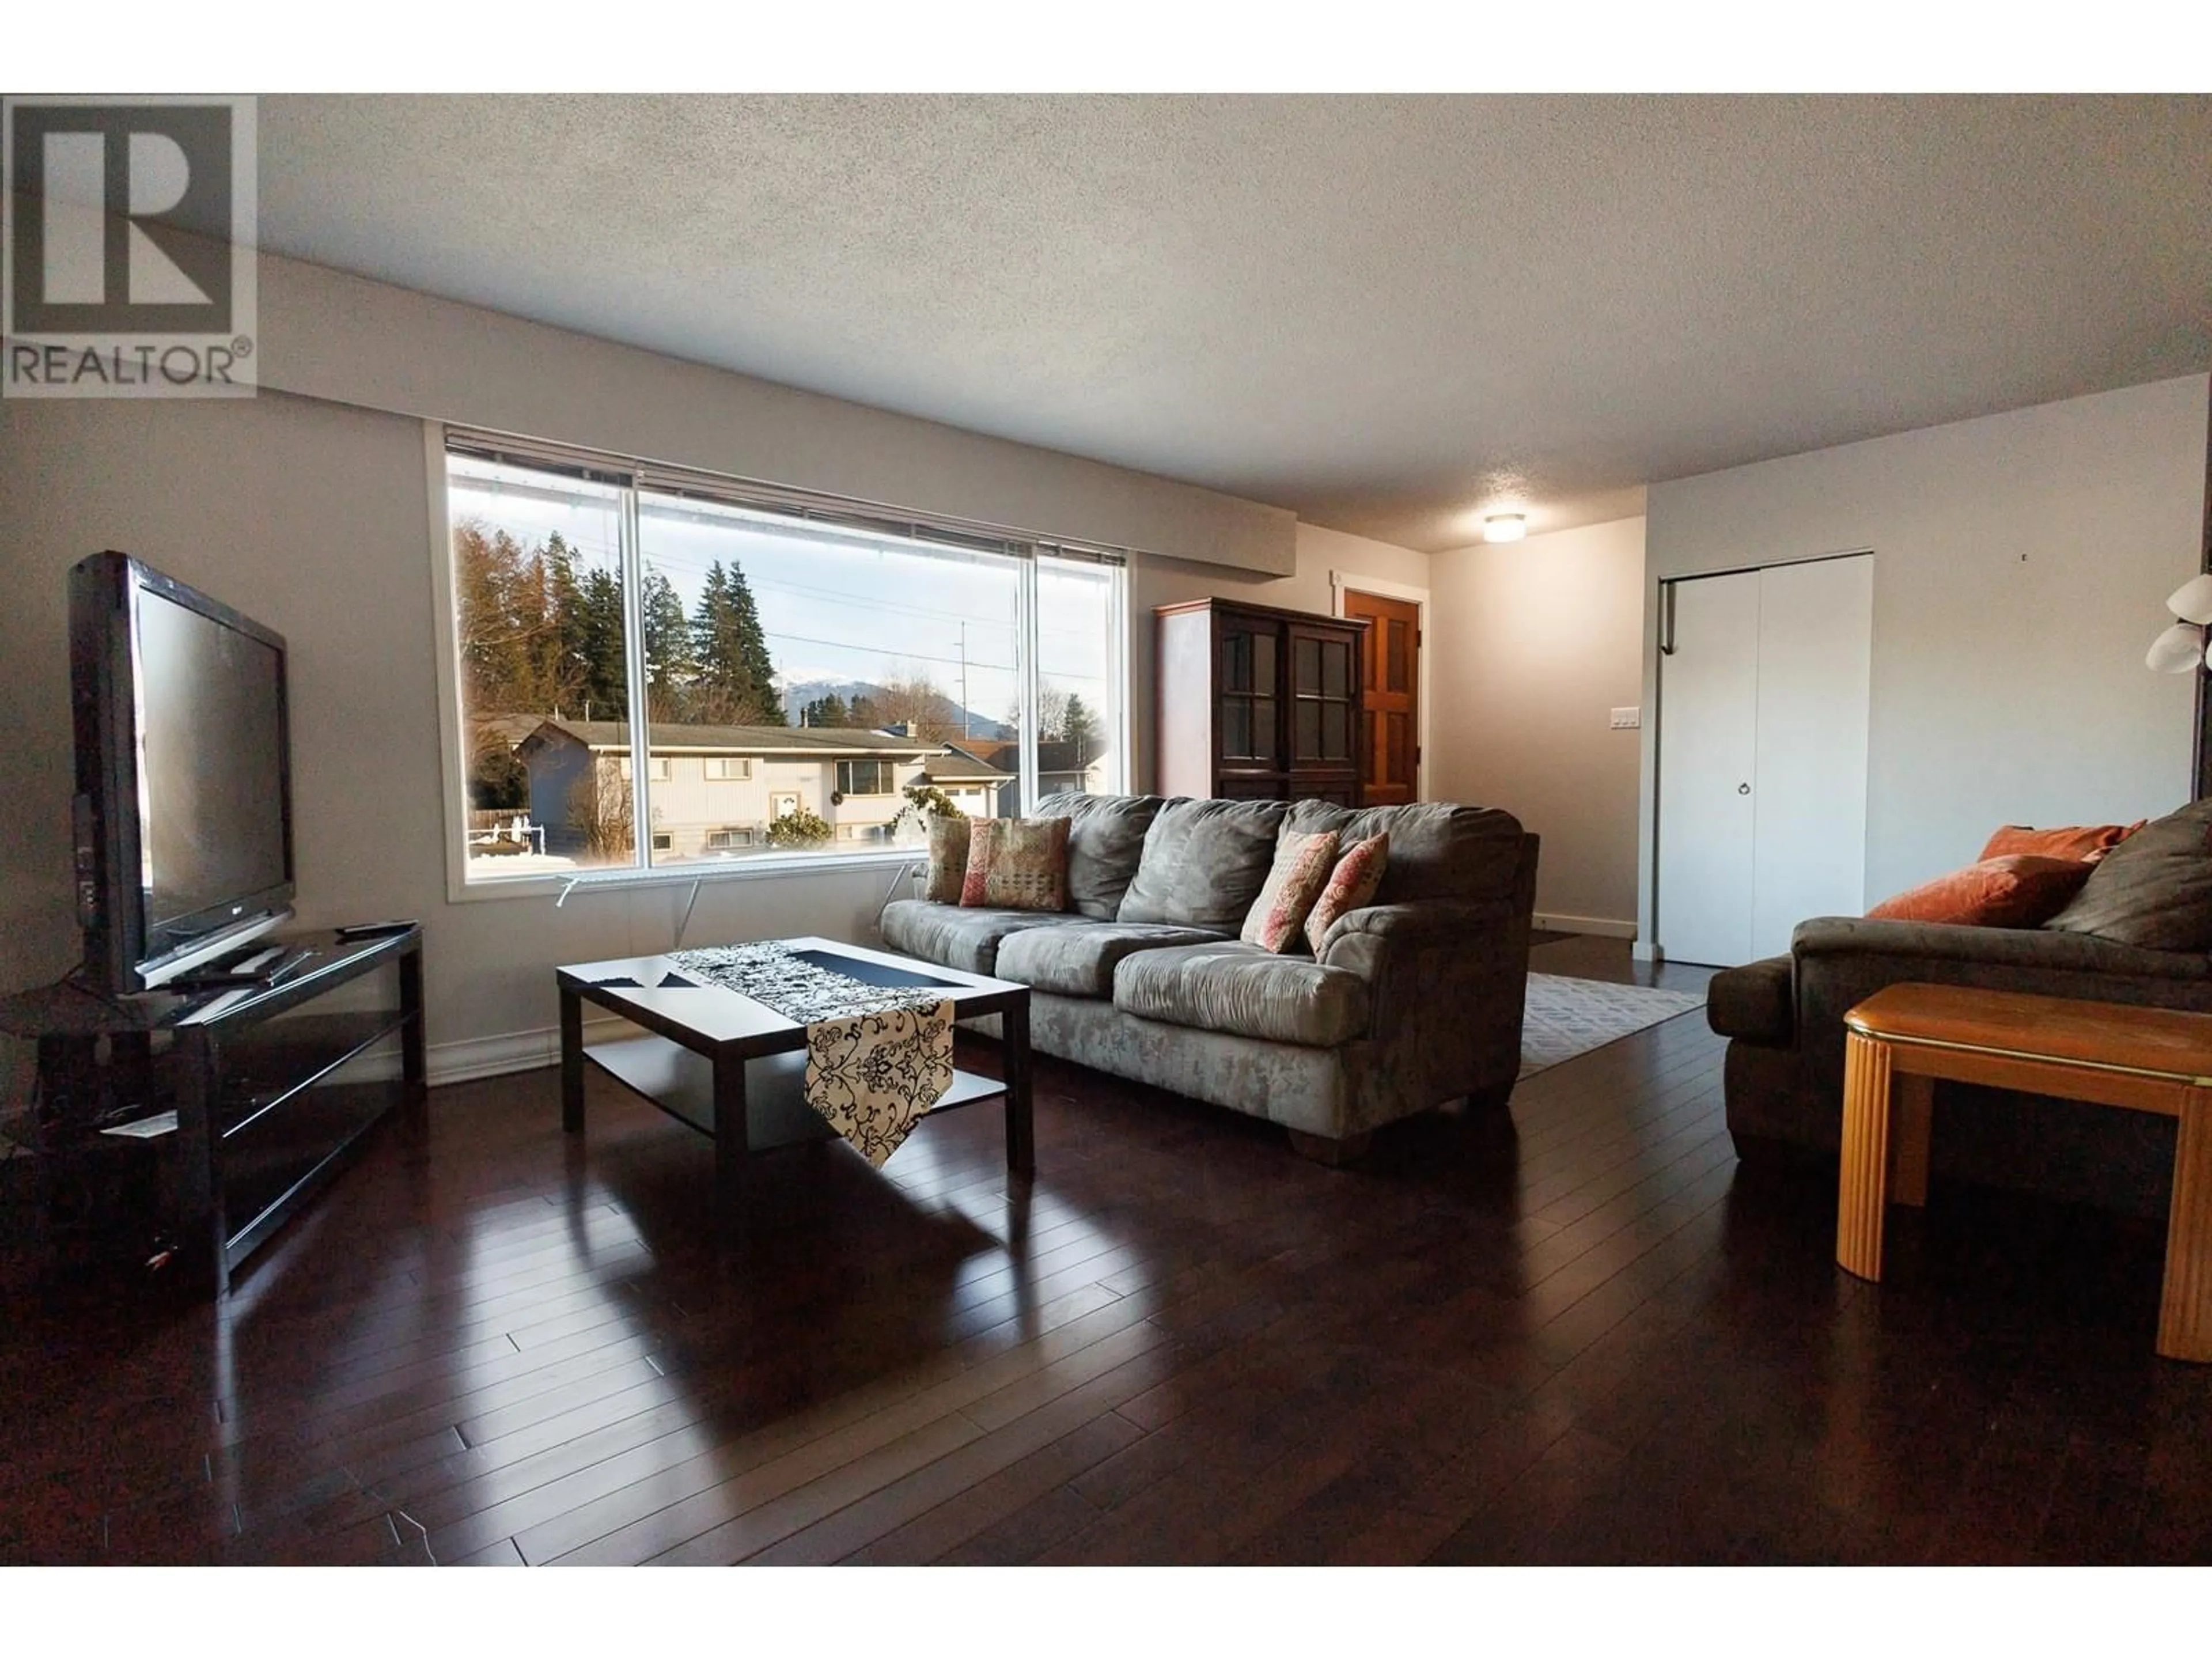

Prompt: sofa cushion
xmin=1794 ymin=915 xmax=2212 ymax=978
xmin=996 ymin=921 xmax=1230 ymax=998
xmin=879 ymin=899 xmax=1074 ymax=976
xmin=1707 ymin=955 xmax=1794 ymax=1045
xmin=2043 ymin=797 xmax=2212 ymax=951
xmin=1112 ymin=940 xmax=1372 ymax=1048
xmin=1118 ymin=798 xmax=1289 ymax=929
xmin=1285 ymin=800 xmax=1525 ymax=904
xmin=1035 ymin=792 xmax=1169 ymax=921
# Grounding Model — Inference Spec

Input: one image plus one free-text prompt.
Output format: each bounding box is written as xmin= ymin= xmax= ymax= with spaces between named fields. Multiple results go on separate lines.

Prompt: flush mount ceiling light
xmin=1483 ymin=513 xmax=1528 ymax=544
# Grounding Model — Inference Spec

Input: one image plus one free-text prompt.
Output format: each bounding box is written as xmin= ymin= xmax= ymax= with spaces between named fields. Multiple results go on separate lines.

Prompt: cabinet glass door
xmin=1290 ymin=629 xmax=1357 ymax=764
xmin=1217 ymin=624 xmax=1281 ymax=765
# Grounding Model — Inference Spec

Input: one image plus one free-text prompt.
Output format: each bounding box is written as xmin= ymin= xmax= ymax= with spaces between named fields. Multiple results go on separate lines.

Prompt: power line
xmin=737 ymin=572 xmax=1019 ymax=631
xmin=760 ymin=628 xmax=1017 ymax=674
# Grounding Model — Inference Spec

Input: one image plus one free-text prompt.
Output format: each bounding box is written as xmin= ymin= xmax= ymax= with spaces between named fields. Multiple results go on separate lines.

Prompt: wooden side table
xmin=1836 ymin=983 xmax=2212 ymax=1362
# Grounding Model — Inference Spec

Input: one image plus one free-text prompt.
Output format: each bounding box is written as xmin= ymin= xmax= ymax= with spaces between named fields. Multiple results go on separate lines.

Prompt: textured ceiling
xmin=256 ymin=95 xmax=2212 ymax=552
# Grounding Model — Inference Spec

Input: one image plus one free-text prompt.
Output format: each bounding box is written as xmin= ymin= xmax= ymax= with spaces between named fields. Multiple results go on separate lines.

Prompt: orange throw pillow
xmin=1978 ymin=821 xmax=2146 ymax=865
xmin=1866 ymin=855 xmax=2097 ymax=927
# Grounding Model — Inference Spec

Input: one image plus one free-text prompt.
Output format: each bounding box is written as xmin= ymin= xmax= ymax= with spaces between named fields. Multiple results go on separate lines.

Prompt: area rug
xmin=1520 ymin=974 xmax=1707 ymax=1078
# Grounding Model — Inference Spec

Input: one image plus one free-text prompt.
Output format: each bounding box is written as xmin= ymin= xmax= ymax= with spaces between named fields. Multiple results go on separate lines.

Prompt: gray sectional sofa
xmin=881 ymin=793 xmax=1540 ymax=1162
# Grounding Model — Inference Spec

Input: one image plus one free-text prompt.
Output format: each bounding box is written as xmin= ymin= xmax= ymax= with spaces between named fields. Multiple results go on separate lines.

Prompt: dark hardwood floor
xmin=4 ymin=935 xmax=2209 ymax=1566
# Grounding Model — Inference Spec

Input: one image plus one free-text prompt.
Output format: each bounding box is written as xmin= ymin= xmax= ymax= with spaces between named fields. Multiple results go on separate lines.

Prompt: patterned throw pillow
xmin=1303 ymin=832 xmax=1391 ymax=953
xmin=923 ymin=815 xmax=971 ymax=904
xmin=960 ymin=817 xmax=1071 ymax=912
xmin=1239 ymin=829 xmax=1342 ymax=953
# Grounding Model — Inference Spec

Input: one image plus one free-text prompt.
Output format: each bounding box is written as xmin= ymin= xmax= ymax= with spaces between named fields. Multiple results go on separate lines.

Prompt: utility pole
xmin=960 ymin=622 xmax=970 ymax=741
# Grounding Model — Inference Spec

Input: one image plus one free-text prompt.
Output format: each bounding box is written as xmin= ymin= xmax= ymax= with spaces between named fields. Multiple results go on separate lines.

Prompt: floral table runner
xmin=665 ymin=942 xmax=954 ymax=1167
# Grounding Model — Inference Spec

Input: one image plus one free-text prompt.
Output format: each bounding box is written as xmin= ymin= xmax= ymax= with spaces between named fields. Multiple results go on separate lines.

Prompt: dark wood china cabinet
xmin=1154 ymin=598 xmax=1369 ymax=805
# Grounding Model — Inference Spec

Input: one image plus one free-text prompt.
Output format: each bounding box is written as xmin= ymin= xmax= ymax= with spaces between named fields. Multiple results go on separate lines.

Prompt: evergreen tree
xmin=541 ymin=533 xmax=588 ymax=715
xmin=514 ymin=539 xmax=559 ymax=714
xmin=690 ymin=562 xmax=738 ymax=721
xmin=642 ymin=567 xmax=696 ymax=720
xmin=847 ymin=693 xmax=882 ymax=731
xmin=690 ymin=559 xmax=783 ymax=725
xmin=729 ymin=565 xmax=783 ymax=725
xmin=574 ymin=565 xmax=628 ymax=722
xmin=1062 ymin=693 xmax=1102 ymax=762
xmin=801 ymin=692 xmax=850 ymax=728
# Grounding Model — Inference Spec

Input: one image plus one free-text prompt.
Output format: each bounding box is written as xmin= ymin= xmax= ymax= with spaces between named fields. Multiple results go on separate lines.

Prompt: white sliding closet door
xmin=1656 ymin=555 xmax=1873 ymax=968
xmin=1749 ymin=555 xmax=1872 ymax=959
xmin=1656 ymin=570 xmax=1761 ymax=968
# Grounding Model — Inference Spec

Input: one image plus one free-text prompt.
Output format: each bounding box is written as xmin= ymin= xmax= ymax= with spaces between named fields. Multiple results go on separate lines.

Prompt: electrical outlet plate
xmin=1609 ymin=707 xmax=1642 ymax=729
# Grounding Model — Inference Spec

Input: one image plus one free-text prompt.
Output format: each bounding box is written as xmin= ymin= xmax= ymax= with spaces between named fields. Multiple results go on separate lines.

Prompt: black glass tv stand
xmin=0 ymin=925 xmax=425 ymax=1294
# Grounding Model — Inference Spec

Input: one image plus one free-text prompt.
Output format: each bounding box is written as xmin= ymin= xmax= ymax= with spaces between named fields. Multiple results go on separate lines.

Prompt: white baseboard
xmin=427 ymin=1015 xmax=631 ymax=1087
xmin=278 ymin=1014 xmax=635 ymax=1090
xmin=1534 ymin=912 xmax=1638 ymax=940
xmin=1631 ymin=940 xmax=1662 ymax=963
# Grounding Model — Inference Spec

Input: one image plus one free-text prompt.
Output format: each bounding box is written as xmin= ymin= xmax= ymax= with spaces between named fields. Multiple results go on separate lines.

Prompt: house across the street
xmin=502 ymin=719 xmax=990 ymax=865
xmin=921 ymin=744 xmax=1017 ymax=819
xmin=978 ymin=738 xmax=1113 ymax=817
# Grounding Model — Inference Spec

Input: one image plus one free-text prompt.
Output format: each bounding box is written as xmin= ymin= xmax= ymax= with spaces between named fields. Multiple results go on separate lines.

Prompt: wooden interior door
xmin=1343 ymin=589 xmax=1419 ymax=805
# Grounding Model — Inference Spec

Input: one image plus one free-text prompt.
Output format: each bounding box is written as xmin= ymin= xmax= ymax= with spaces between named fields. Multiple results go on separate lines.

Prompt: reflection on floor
xmin=1 ymin=935 xmax=2206 ymax=1564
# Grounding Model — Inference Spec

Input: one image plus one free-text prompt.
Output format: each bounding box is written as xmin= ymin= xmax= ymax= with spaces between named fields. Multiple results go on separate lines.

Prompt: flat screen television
xmin=69 ymin=551 xmax=296 ymax=994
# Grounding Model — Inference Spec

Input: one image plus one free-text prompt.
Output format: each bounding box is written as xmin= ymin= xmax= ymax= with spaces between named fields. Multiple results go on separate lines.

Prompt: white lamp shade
xmin=2169 ymin=571 xmax=2212 ymax=625
xmin=2147 ymin=622 xmax=2206 ymax=672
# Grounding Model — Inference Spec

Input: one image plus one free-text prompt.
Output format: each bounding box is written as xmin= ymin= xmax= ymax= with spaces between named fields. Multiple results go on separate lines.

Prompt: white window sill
xmin=446 ymin=847 xmax=923 ymax=905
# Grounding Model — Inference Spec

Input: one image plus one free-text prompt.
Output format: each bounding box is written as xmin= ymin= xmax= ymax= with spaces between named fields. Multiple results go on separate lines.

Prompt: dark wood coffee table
xmin=556 ymin=935 xmax=1032 ymax=1214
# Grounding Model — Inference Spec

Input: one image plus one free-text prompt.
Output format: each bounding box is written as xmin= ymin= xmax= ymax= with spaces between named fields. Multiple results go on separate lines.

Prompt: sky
xmin=447 ymin=456 xmax=1116 ymax=737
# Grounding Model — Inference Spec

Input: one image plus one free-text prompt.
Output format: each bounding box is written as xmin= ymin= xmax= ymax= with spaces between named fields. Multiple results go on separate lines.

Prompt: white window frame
xmin=702 ymin=757 xmax=752 ymax=781
xmin=427 ymin=420 xmax=1130 ymax=902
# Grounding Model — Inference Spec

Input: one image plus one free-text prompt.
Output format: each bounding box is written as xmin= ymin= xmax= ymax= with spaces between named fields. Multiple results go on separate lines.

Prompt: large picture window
xmin=443 ymin=439 xmax=1127 ymax=884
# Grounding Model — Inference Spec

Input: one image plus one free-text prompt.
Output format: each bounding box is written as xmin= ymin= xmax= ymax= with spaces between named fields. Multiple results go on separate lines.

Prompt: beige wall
xmin=1639 ymin=373 xmax=2211 ymax=946
xmin=1429 ymin=518 xmax=1647 ymax=930
xmin=255 ymin=249 xmax=1296 ymax=577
